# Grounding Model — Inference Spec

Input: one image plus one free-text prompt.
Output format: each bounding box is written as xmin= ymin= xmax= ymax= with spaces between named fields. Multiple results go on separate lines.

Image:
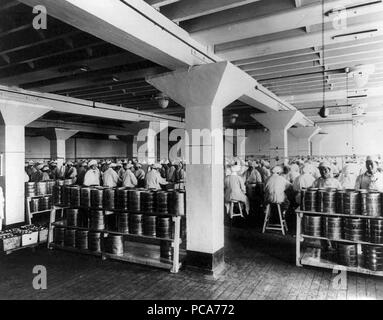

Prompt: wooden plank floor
xmin=1 ymin=227 xmax=383 ymax=300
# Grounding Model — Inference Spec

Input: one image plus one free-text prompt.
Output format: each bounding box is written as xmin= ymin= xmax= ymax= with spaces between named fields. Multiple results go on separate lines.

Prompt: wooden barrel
xmin=52 ymin=185 xmax=62 ymax=206
xmin=90 ymin=188 xmax=104 ymax=209
xmin=363 ymin=245 xmax=383 ymax=271
xmin=160 ymin=241 xmax=173 ymax=260
xmin=303 ymin=215 xmax=321 ymax=237
xmin=128 ymin=189 xmax=141 ymax=213
xmin=316 ymin=189 xmax=325 ymax=213
xmin=367 ymin=192 xmax=381 ymax=217
xmin=89 ymin=210 xmax=105 ymax=231
xmin=80 ymin=187 xmax=91 ymax=208
xmin=141 ymin=191 xmax=155 ymax=214
xmin=36 ymin=181 xmax=48 ymax=196
xmin=335 ymin=190 xmax=345 ymax=214
xmin=359 ymin=189 xmax=368 ymax=215
xmin=156 ymin=191 xmax=169 ymax=215
xmin=38 ymin=196 xmax=51 ymax=211
xmin=64 ymin=229 xmax=76 ymax=247
xmin=323 ymin=189 xmax=336 ymax=213
xmin=157 ymin=217 xmax=171 ymax=239
xmin=322 ymin=217 xmax=342 ymax=240
xmin=129 ymin=214 xmax=143 ymax=235
xmin=344 ymin=189 xmax=360 ymax=215
xmin=368 ymin=220 xmax=383 ymax=244
xmin=118 ymin=212 xmax=129 ymax=233
xmin=116 ymin=188 xmax=129 ymax=211
xmin=344 ymin=218 xmax=364 ymax=241
xmin=75 ymin=230 xmax=88 ymax=250
xmin=54 ymin=227 xmax=65 ymax=246
xmin=337 ymin=243 xmax=358 ymax=267
xmin=61 ymin=185 xmax=71 ymax=207
xmin=46 ymin=180 xmax=56 ymax=195
xmin=25 ymin=182 xmax=36 ymax=197
xmin=70 ymin=186 xmax=81 ymax=208
xmin=103 ymin=188 xmax=116 ymax=210
xmin=304 ymin=188 xmax=317 ymax=212
xmin=66 ymin=208 xmax=80 ymax=227
xmin=30 ymin=198 xmax=40 ymax=213
xmin=88 ymin=232 xmax=101 ymax=252
xmin=300 ymin=188 xmax=306 ymax=210
xmin=106 ymin=235 xmax=124 ymax=255
xmin=143 ymin=216 xmax=157 ymax=237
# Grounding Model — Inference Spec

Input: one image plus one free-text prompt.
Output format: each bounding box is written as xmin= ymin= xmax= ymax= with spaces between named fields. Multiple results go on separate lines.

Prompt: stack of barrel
xmin=104 ymin=188 xmax=116 ymax=210
xmin=80 ymin=187 xmax=91 ymax=208
xmin=91 ymin=188 xmax=104 ymax=209
xmin=88 ymin=232 xmax=101 ymax=252
xmin=25 ymin=182 xmax=36 ymax=197
xmin=363 ymin=245 xmax=383 ymax=271
xmin=76 ymin=230 xmax=88 ymax=250
xmin=52 ymin=182 xmax=63 ymax=206
xmin=118 ymin=212 xmax=129 ymax=234
xmin=156 ymin=191 xmax=169 ymax=215
xmin=105 ymin=235 xmax=124 ymax=256
xmin=129 ymin=214 xmax=143 ymax=235
xmin=36 ymin=181 xmax=48 ymax=196
xmin=141 ymin=191 xmax=155 ymax=214
xmin=70 ymin=186 xmax=81 ymax=208
xmin=89 ymin=210 xmax=105 ymax=231
xmin=116 ymin=188 xmax=129 ymax=211
xmin=128 ymin=189 xmax=141 ymax=213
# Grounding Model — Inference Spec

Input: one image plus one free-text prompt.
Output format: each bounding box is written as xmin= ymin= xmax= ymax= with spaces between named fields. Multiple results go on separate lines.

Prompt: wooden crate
xmin=21 ymin=232 xmax=39 ymax=246
xmin=0 ymin=236 xmax=21 ymax=251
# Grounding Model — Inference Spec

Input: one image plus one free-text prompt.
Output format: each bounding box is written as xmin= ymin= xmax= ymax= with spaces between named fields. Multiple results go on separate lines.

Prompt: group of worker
xmin=224 ymin=155 xmax=383 ymax=216
xmin=25 ymin=159 xmax=186 ymax=191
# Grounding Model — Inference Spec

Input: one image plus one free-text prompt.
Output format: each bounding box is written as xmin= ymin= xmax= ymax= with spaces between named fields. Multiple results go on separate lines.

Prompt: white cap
xmin=89 ymin=160 xmax=97 ymax=167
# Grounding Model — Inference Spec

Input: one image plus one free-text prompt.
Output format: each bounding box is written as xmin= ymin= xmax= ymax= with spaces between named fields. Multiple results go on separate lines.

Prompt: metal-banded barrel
xmin=344 ymin=218 xmax=364 ymax=241
xmin=54 ymin=227 xmax=65 ymax=246
xmin=90 ymin=188 xmax=104 ymax=209
xmin=61 ymin=185 xmax=71 ymax=207
xmin=106 ymin=235 xmax=124 ymax=255
xmin=129 ymin=214 xmax=143 ymax=235
xmin=171 ymin=191 xmax=185 ymax=216
xmin=30 ymin=198 xmax=40 ymax=213
xmin=89 ymin=210 xmax=105 ymax=231
xmin=157 ymin=217 xmax=171 ymax=239
xmin=66 ymin=208 xmax=80 ymax=227
xmin=303 ymin=215 xmax=321 ymax=237
xmin=38 ymin=196 xmax=51 ymax=211
xmin=88 ymin=232 xmax=101 ymax=252
xmin=369 ymin=220 xmax=383 ymax=244
xmin=323 ymin=189 xmax=336 ymax=213
xmin=343 ymin=190 xmax=360 ymax=215
xmin=70 ymin=186 xmax=81 ymax=208
xmin=25 ymin=182 xmax=36 ymax=197
xmin=335 ymin=190 xmax=345 ymax=214
xmin=367 ymin=192 xmax=381 ymax=217
xmin=36 ymin=181 xmax=48 ymax=195
xmin=80 ymin=187 xmax=91 ymax=208
xmin=156 ymin=191 xmax=169 ymax=215
xmin=143 ymin=216 xmax=157 ymax=237
xmin=103 ymin=188 xmax=116 ymax=210
xmin=64 ymin=229 xmax=76 ymax=247
xmin=128 ymin=189 xmax=141 ymax=213
xmin=363 ymin=245 xmax=383 ymax=271
xmin=316 ymin=189 xmax=325 ymax=213
xmin=118 ymin=212 xmax=129 ymax=233
xmin=75 ymin=230 xmax=88 ymax=250
xmin=337 ymin=243 xmax=358 ymax=267
xmin=300 ymin=188 xmax=307 ymax=210
xmin=322 ymin=217 xmax=342 ymax=240
xmin=359 ymin=189 xmax=368 ymax=216
xmin=141 ymin=191 xmax=155 ymax=214
xmin=116 ymin=188 xmax=129 ymax=211
xmin=160 ymin=241 xmax=173 ymax=260
xmin=52 ymin=185 xmax=62 ymax=206
xmin=46 ymin=180 xmax=56 ymax=195
xmin=304 ymin=188 xmax=317 ymax=212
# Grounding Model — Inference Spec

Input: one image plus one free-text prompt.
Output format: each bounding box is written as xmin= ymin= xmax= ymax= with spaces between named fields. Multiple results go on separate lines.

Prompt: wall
xmin=25 ymin=136 xmax=129 ymax=160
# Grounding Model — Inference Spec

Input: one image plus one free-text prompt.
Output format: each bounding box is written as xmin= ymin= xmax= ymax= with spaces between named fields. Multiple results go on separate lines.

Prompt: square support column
xmin=0 ymin=101 xmax=50 ymax=226
xmin=44 ymin=128 xmax=78 ymax=167
xmin=148 ymin=61 xmax=254 ymax=274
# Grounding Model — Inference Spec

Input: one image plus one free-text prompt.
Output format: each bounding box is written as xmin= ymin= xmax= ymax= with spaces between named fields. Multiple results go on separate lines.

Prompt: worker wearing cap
xmin=175 ymin=161 xmax=186 ymax=190
xmin=25 ymin=160 xmax=36 ymax=179
xmin=118 ymin=161 xmax=128 ymax=183
xmin=103 ymin=163 xmax=119 ymax=188
xmin=339 ymin=164 xmax=358 ymax=189
xmin=30 ymin=163 xmax=44 ymax=182
xmin=48 ymin=161 xmax=60 ymax=180
xmin=166 ymin=161 xmax=176 ymax=183
xmin=76 ymin=161 xmax=88 ymax=186
xmin=355 ymin=156 xmax=383 ymax=192
xmin=122 ymin=164 xmax=138 ymax=188
xmin=257 ymin=160 xmax=271 ymax=183
xmin=145 ymin=163 xmax=168 ymax=190
xmin=41 ymin=165 xmax=51 ymax=181
xmin=83 ymin=160 xmax=100 ymax=186
xmin=264 ymin=166 xmax=291 ymax=208
xmin=64 ymin=161 xmax=77 ymax=183
xmin=134 ymin=163 xmax=146 ymax=188
xmin=312 ymin=161 xmax=342 ymax=189
xmin=224 ymin=165 xmax=249 ymax=215
xmin=293 ymin=164 xmax=316 ymax=205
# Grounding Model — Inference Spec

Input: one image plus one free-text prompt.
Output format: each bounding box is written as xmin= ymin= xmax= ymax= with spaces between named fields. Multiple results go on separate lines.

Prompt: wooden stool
xmin=262 ymin=203 xmax=288 ymax=235
xmin=227 ymin=201 xmax=245 ymax=231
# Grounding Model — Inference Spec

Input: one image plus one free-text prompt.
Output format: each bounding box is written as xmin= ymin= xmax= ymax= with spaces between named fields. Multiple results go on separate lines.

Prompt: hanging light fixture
xmin=318 ymin=0 xmax=328 ymax=119
xmin=229 ymin=114 xmax=239 ymax=124
xmin=154 ymin=92 xmax=170 ymax=109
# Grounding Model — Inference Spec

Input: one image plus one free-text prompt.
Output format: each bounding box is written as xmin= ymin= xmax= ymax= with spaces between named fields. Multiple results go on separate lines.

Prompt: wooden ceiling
xmin=1 ymin=0 xmax=383 ymax=127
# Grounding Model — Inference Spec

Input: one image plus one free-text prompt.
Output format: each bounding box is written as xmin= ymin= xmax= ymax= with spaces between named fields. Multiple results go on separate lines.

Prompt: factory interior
xmin=1 ymin=0 xmax=383 ymax=301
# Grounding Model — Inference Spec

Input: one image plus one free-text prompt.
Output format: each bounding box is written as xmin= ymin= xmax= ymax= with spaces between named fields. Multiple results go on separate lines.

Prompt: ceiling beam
xmin=145 ymin=0 xmax=181 ymax=9
xmin=160 ymin=0 xmax=261 ymax=23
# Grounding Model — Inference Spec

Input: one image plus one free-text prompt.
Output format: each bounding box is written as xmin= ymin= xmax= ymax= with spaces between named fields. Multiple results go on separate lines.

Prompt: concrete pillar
xmin=0 ymin=101 xmax=50 ymax=225
xmin=252 ymin=111 xmax=303 ymax=166
xmin=45 ymin=128 xmax=78 ymax=167
xmin=148 ymin=61 xmax=253 ymax=274
xmin=289 ymin=127 xmax=321 ymax=156
xmin=311 ymin=134 xmax=327 ymax=156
